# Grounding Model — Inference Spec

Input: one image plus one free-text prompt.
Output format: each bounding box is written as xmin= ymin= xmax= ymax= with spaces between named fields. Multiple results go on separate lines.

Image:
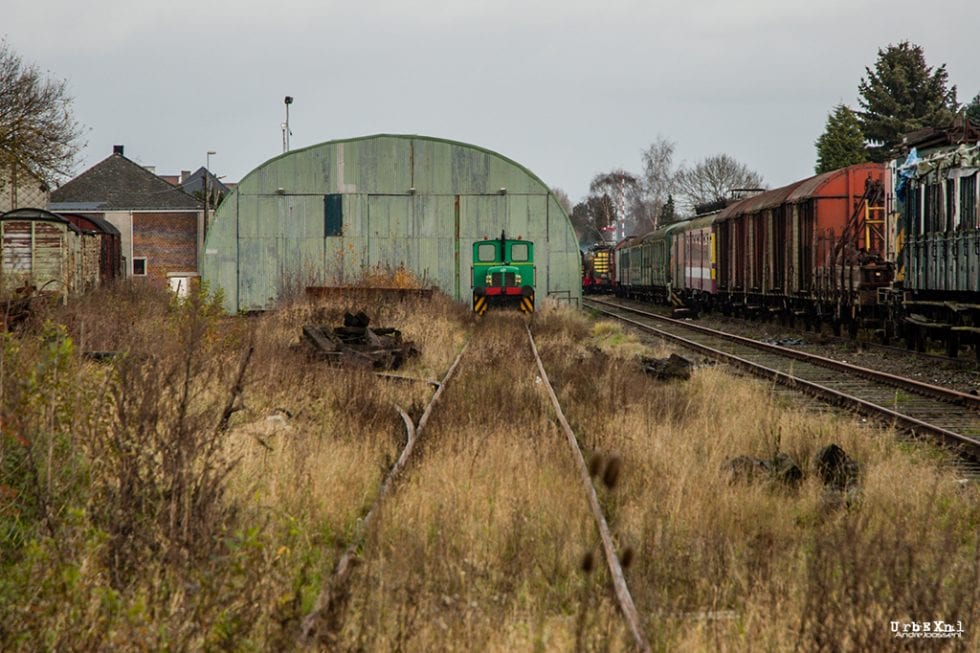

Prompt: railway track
xmin=300 ymin=324 xmax=651 ymax=650
xmin=584 ymin=297 xmax=980 ymax=463
xmin=299 ymin=343 xmax=469 ymax=646
xmin=526 ymin=325 xmax=651 ymax=653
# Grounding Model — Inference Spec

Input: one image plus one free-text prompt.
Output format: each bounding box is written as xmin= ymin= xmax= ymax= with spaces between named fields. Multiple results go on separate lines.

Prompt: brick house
xmin=49 ymin=146 xmax=203 ymax=285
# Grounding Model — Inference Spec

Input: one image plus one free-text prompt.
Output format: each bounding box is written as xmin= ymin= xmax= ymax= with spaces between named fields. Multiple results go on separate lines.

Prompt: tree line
xmin=2 ymin=38 xmax=976 ymax=246
xmin=568 ymin=40 xmax=979 ymax=246
xmin=816 ymin=41 xmax=977 ymax=172
xmin=564 ymin=139 xmax=765 ymax=247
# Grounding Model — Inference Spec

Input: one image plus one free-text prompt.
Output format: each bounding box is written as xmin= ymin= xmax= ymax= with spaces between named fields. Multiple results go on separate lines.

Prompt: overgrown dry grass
xmin=535 ymin=307 xmax=980 ymax=652
xmin=1 ymin=286 xmax=977 ymax=651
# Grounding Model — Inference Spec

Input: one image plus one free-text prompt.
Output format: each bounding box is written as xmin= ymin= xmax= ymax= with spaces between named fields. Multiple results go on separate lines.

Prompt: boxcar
xmin=715 ymin=163 xmax=889 ymax=330
xmin=893 ymin=144 xmax=980 ymax=354
xmin=1 ymin=208 xmax=98 ymax=300
xmin=672 ymin=213 xmax=718 ymax=298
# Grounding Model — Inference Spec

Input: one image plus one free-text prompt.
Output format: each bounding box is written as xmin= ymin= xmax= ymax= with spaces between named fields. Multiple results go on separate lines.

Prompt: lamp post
xmin=205 ymin=150 xmax=216 ymax=234
xmin=282 ymin=96 xmax=293 ymax=153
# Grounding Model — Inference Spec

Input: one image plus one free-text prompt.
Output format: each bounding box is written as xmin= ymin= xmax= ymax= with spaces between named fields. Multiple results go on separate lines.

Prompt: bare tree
xmin=638 ymin=136 xmax=679 ymax=230
xmin=550 ymin=186 xmax=573 ymax=215
xmin=0 ymin=40 xmax=85 ymax=185
xmin=674 ymin=154 xmax=764 ymax=211
xmin=570 ymin=194 xmax=615 ymax=247
xmin=589 ymin=169 xmax=640 ymax=240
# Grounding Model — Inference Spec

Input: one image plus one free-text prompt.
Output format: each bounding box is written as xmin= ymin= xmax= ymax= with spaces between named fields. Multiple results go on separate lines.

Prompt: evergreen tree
xmin=857 ymin=41 xmax=958 ymax=162
xmin=967 ymin=93 xmax=980 ymax=124
xmin=814 ymin=104 xmax=867 ymax=173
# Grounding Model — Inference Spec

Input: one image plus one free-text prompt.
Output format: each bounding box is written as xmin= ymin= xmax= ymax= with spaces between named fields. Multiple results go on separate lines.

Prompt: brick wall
xmin=132 ymin=211 xmax=200 ymax=282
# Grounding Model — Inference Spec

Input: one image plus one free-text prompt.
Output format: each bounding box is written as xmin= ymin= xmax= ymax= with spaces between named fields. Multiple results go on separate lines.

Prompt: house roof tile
xmin=50 ymin=152 xmax=203 ymax=211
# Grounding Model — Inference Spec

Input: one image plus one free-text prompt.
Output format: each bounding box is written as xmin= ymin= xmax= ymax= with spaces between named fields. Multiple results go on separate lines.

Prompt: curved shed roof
xmin=203 ymin=133 xmax=582 ymax=312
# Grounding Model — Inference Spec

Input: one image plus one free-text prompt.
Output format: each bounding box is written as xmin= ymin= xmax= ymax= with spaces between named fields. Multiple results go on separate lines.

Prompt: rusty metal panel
xmin=82 ymin=232 xmax=100 ymax=289
xmin=967 ymin=232 xmax=980 ymax=292
xmin=34 ymin=222 xmax=66 ymax=295
xmin=0 ymin=220 xmax=68 ymax=296
xmin=2 ymin=221 xmax=32 ymax=274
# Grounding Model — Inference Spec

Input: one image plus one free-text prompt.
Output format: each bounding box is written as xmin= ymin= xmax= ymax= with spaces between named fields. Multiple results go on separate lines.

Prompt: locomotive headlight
xmin=485 ymin=274 xmax=492 ymax=285
xmin=515 ymin=273 xmax=522 ymax=284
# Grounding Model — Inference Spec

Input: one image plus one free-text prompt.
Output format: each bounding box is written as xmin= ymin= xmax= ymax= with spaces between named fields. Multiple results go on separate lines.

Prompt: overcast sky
xmin=5 ymin=1 xmax=978 ymax=203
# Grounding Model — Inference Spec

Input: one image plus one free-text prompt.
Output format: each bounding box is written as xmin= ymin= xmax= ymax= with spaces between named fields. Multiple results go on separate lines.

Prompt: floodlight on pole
xmin=205 ymin=150 xmax=216 ymax=234
xmin=283 ymin=96 xmax=294 ymax=152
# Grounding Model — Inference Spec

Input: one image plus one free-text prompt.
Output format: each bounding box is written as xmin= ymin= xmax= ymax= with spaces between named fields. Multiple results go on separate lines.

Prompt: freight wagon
xmin=616 ymin=156 xmax=980 ymax=358
xmin=0 ymin=207 xmax=110 ymax=301
xmin=617 ymin=163 xmax=893 ymax=330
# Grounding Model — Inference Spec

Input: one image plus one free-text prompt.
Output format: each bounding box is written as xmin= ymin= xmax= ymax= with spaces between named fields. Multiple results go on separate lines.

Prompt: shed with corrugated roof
xmin=202 ymin=134 xmax=582 ymax=312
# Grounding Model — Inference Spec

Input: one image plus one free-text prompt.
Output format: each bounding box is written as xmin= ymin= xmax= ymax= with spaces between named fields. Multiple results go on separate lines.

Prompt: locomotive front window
xmin=477 ymin=243 xmax=497 ymax=262
xmin=510 ymin=243 xmax=529 ymax=261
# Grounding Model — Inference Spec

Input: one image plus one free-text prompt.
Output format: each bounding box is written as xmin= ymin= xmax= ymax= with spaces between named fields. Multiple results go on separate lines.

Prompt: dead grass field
xmin=1 ymin=285 xmax=977 ymax=651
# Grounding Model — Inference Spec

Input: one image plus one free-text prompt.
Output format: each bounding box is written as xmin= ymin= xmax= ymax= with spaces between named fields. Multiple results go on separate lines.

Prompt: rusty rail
xmin=298 ymin=341 xmax=469 ymax=646
xmin=526 ymin=325 xmax=651 ymax=653
xmin=585 ymin=298 xmax=980 ymax=461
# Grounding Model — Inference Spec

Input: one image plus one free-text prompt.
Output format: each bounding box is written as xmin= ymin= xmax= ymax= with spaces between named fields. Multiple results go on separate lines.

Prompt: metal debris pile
xmin=722 ymin=443 xmax=862 ymax=507
xmin=303 ymin=311 xmax=418 ymax=370
xmin=640 ymin=353 xmax=693 ymax=381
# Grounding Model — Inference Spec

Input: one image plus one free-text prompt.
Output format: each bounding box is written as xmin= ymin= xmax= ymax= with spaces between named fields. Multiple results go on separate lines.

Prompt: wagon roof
xmin=684 ymin=212 xmax=722 ymax=229
xmin=784 ymin=165 xmax=883 ymax=203
xmin=614 ymin=236 xmax=636 ymax=250
xmin=717 ymin=180 xmax=807 ymax=218
xmin=640 ymin=224 xmax=677 ymax=243
xmin=59 ymin=212 xmax=122 ymax=236
xmin=1 ymin=207 xmax=71 ymax=225
xmin=716 ymin=163 xmax=885 ymax=220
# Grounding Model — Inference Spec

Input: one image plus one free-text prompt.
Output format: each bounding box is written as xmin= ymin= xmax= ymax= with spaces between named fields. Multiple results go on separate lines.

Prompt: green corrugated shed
xmin=202 ymin=134 xmax=582 ymax=312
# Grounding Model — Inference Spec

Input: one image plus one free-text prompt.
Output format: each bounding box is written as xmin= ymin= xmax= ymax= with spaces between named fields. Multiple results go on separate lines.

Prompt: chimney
xmin=181 ymin=170 xmax=191 ymax=184
xmin=113 ymin=145 xmax=124 ymax=155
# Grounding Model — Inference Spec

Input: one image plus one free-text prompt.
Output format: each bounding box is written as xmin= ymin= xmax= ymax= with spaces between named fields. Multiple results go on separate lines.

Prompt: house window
xmin=133 ymin=257 xmax=147 ymax=276
xmin=324 ymin=194 xmax=342 ymax=237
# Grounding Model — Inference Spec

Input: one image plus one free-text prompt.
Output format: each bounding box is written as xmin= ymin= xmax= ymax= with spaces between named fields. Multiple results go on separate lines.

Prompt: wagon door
xmin=799 ymin=200 xmax=815 ymax=293
xmin=773 ymin=206 xmax=787 ymax=293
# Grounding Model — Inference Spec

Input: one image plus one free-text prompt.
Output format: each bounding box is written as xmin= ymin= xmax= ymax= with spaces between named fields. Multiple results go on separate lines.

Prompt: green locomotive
xmin=471 ymin=231 xmax=535 ymax=315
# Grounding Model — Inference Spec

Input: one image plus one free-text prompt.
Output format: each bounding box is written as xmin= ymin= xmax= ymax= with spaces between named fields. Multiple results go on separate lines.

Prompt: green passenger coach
xmin=471 ymin=231 xmax=535 ymax=314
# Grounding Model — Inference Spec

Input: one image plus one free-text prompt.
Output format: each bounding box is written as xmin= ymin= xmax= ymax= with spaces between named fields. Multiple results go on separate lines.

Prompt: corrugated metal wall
xmin=203 ymin=135 xmax=582 ymax=312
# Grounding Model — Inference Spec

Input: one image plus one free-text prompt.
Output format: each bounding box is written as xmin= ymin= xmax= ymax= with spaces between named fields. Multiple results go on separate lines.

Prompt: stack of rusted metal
xmin=303 ymin=312 xmax=418 ymax=370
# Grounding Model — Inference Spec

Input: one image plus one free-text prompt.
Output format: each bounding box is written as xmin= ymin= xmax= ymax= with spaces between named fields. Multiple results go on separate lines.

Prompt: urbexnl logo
xmin=891 ymin=620 xmax=965 ymax=639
